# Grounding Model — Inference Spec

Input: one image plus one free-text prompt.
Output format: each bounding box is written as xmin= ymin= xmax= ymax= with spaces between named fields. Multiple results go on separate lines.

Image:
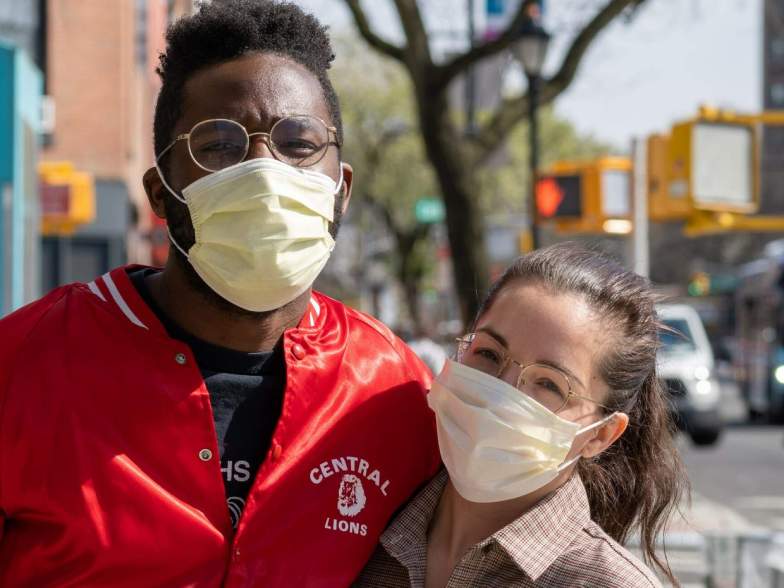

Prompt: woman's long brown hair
xmin=474 ymin=242 xmax=689 ymax=586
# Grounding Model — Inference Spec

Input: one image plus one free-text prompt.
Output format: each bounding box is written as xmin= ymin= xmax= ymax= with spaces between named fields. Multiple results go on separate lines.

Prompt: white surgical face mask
xmin=156 ymin=157 xmax=343 ymax=312
xmin=428 ymin=359 xmax=616 ymax=504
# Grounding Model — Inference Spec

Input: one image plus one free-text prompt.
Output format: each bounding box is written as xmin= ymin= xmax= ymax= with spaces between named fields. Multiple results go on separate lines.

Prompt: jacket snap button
xmin=175 ymin=352 xmax=187 ymax=365
xmin=271 ymin=443 xmax=282 ymax=460
xmin=198 ymin=448 xmax=213 ymax=461
xmin=291 ymin=344 xmax=306 ymax=360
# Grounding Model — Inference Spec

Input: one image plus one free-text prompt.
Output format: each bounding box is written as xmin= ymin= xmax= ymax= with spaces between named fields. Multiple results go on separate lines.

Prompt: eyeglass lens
xmin=188 ymin=117 xmax=331 ymax=171
xmin=459 ymin=332 xmax=570 ymax=412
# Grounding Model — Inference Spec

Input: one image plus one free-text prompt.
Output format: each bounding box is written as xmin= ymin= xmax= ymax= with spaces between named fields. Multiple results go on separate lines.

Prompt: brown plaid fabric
xmin=353 ymin=470 xmax=662 ymax=588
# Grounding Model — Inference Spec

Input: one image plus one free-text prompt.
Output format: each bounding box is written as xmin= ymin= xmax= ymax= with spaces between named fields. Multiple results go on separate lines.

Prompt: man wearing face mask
xmin=0 ymin=2 xmax=439 ymax=587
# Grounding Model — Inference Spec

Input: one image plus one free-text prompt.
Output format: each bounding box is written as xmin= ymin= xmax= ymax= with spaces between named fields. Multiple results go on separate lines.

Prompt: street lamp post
xmin=514 ymin=21 xmax=551 ymax=250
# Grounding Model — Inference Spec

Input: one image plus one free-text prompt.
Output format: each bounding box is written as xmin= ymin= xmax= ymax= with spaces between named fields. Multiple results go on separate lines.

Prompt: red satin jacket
xmin=0 ymin=266 xmax=440 ymax=587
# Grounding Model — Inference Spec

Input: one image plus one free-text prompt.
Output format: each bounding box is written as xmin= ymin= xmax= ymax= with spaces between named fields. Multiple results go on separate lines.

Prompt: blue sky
xmin=295 ymin=0 xmax=761 ymax=149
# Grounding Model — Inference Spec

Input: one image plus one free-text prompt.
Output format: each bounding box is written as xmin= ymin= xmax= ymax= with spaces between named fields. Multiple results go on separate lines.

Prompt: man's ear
xmin=339 ymin=162 xmax=354 ymax=217
xmin=143 ymin=166 xmax=167 ymax=220
xmin=581 ymin=412 xmax=629 ymax=459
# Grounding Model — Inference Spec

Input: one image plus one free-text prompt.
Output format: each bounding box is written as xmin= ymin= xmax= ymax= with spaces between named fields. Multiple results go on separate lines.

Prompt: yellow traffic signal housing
xmin=537 ymin=157 xmax=632 ymax=235
xmin=39 ymin=161 xmax=96 ymax=236
xmin=647 ymin=133 xmax=691 ymax=221
xmin=668 ymin=110 xmax=759 ymax=215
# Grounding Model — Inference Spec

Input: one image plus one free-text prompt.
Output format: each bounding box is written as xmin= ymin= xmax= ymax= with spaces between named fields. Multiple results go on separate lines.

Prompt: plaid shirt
xmin=353 ymin=470 xmax=662 ymax=588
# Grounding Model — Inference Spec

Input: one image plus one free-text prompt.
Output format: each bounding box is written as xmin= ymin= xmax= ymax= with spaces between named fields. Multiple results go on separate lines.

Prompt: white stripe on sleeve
xmin=87 ymin=281 xmax=107 ymax=302
xmin=102 ymin=272 xmax=149 ymax=330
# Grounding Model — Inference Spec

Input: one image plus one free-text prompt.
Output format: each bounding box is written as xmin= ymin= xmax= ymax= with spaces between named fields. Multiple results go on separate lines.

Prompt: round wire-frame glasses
xmin=155 ymin=115 xmax=341 ymax=172
xmin=456 ymin=332 xmax=613 ymax=414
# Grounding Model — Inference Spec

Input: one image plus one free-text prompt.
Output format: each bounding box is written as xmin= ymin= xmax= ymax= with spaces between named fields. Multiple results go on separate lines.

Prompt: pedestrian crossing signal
xmin=536 ymin=158 xmax=631 ymax=235
xmin=536 ymin=175 xmax=582 ymax=219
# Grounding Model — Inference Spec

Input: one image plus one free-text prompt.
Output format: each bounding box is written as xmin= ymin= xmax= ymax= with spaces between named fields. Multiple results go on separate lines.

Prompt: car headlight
xmin=774 ymin=365 xmax=784 ymax=385
xmin=694 ymin=366 xmax=710 ymax=381
xmin=695 ymin=380 xmax=712 ymax=395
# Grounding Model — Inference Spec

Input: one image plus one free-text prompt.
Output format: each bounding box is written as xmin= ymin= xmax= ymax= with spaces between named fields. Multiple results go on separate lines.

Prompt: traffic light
xmin=536 ymin=174 xmax=581 ymax=219
xmin=647 ymin=133 xmax=691 ymax=221
xmin=651 ymin=106 xmax=759 ymax=230
xmin=537 ymin=158 xmax=632 ymax=235
xmin=669 ymin=110 xmax=758 ymax=214
xmin=39 ymin=161 xmax=96 ymax=236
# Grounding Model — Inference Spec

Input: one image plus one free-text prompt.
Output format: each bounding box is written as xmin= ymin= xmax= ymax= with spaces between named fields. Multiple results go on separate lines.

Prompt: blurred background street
xmin=681 ymin=425 xmax=784 ymax=533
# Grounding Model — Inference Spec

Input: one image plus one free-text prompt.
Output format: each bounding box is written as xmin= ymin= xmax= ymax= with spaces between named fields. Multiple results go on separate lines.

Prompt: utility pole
xmin=630 ymin=138 xmax=649 ymax=278
xmin=465 ymin=0 xmax=477 ymax=136
xmin=528 ymin=74 xmax=541 ymax=249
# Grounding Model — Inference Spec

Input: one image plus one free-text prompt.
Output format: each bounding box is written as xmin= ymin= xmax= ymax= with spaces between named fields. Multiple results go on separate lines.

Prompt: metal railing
xmin=628 ymin=531 xmax=784 ymax=587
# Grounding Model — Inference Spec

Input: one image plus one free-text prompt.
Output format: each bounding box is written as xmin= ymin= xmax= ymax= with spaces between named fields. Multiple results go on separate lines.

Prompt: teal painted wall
xmin=0 ymin=41 xmax=42 ymax=315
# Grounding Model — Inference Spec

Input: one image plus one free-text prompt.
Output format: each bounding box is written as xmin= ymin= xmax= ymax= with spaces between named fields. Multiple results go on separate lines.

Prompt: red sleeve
xmin=0 ymin=287 xmax=71 ymax=524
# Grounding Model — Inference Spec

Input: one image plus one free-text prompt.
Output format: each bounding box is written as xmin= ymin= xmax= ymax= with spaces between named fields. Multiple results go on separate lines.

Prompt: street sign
xmin=414 ymin=197 xmax=445 ymax=224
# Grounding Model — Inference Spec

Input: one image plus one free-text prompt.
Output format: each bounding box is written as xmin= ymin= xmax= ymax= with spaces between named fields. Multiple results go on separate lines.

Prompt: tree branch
xmin=392 ymin=0 xmax=433 ymax=68
xmin=434 ymin=0 xmax=536 ymax=91
xmin=344 ymin=0 xmax=406 ymax=63
xmin=471 ymin=0 xmax=647 ymax=162
xmin=543 ymin=0 xmax=646 ymax=102
xmin=363 ymin=189 xmax=400 ymax=239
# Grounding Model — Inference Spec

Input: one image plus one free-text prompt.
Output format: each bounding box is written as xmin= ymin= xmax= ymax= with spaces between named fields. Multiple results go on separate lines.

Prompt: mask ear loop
xmin=333 ymin=162 xmax=345 ymax=195
xmin=154 ymin=152 xmax=191 ymax=257
xmin=558 ymin=412 xmax=619 ymax=471
xmin=167 ymin=226 xmax=191 ymax=260
xmin=154 ymin=156 xmax=188 ymax=205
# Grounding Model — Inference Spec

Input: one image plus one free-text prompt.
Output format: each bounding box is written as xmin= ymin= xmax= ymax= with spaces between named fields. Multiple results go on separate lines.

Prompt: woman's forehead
xmin=478 ymin=283 xmax=605 ymax=375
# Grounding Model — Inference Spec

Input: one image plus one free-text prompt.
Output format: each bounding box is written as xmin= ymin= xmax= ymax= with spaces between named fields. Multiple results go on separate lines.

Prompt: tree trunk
xmin=395 ymin=230 xmax=422 ymax=328
xmin=417 ymin=89 xmax=489 ymax=326
xmin=400 ymin=270 xmax=421 ymax=327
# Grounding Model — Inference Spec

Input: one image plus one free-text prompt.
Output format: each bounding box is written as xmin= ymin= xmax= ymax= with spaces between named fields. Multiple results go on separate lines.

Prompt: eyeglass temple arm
xmin=155 ymin=133 xmax=189 ymax=163
xmin=570 ymin=390 xmax=613 ymax=411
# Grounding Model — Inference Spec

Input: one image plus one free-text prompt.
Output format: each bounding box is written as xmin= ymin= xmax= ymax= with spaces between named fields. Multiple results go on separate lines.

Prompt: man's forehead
xmin=180 ymin=52 xmax=329 ymax=128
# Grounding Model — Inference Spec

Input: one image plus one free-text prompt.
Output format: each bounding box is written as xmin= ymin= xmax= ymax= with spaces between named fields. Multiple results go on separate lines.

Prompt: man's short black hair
xmin=153 ymin=0 xmax=342 ymax=159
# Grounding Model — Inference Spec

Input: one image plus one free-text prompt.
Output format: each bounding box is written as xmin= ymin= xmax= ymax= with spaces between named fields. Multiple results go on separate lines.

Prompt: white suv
xmin=657 ymin=304 xmax=723 ymax=446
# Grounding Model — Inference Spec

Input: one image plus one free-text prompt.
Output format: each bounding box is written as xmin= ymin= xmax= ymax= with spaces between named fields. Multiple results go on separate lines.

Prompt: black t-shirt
xmin=129 ymin=269 xmax=285 ymax=528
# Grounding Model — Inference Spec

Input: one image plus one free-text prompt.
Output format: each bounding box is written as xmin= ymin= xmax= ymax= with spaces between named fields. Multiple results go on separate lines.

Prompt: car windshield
xmin=660 ymin=318 xmax=696 ymax=353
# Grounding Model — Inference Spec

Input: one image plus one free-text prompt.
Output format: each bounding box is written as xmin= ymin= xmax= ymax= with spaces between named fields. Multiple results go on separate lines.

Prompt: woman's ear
xmin=581 ymin=413 xmax=629 ymax=458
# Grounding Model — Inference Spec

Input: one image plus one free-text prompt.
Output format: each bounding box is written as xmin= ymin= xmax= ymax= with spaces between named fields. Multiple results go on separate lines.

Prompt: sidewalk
xmin=630 ymin=494 xmax=763 ymax=587
xmin=668 ymin=492 xmax=761 ymax=535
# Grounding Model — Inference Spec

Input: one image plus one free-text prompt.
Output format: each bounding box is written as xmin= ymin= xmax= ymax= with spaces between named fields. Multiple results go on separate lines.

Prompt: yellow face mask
xmin=159 ymin=157 xmax=342 ymax=312
xmin=429 ymin=360 xmax=616 ymax=503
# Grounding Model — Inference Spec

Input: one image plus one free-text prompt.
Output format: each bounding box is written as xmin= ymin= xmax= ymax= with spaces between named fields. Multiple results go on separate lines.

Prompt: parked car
xmin=657 ymin=304 xmax=724 ymax=446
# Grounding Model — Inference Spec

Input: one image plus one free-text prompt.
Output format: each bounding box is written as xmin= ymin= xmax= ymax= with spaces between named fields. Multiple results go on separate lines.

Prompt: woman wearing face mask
xmin=354 ymin=243 xmax=687 ymax=588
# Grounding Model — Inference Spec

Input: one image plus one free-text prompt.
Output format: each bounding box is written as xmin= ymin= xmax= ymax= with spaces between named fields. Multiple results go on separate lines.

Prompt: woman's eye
xmin=536 ymin=379 xmax=562 ymax=394
xmin=474 ymin=348 xmax=501 ymax=363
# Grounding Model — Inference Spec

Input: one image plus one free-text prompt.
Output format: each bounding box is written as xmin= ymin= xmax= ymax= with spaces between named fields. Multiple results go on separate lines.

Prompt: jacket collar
xmin=84 ymin=265 xmax=325 ymax=338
